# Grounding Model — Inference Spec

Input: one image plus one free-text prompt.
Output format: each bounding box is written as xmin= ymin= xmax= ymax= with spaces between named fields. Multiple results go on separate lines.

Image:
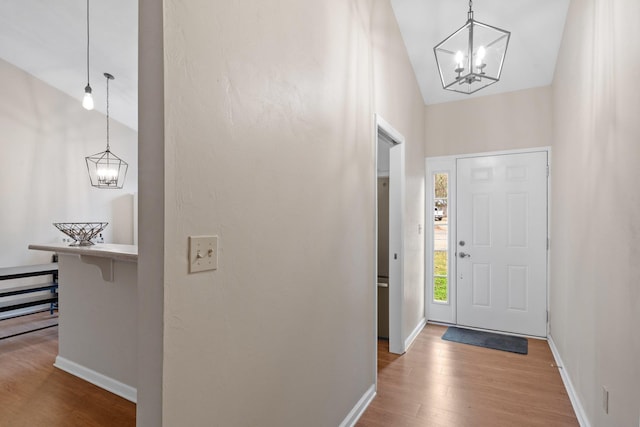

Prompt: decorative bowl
xmin=53 ymin=222 xmax=108 ymax=246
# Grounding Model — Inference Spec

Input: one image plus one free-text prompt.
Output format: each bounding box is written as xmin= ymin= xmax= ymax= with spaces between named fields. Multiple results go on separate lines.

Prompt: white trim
xmin=548 ymin=336 xmax=591 ymax=427
xmin=388 ymin=141 xmax=405 ymax=354
xmin=425 ymin=157 xmax=457 ymax=324
xmin=339 ymin=384 xmax=376 ymax=427
xmin=373 ymin=118 xmax=379 ymax=388
xmin=427 ymin=146 xmax=552 ymax=162
xmin=376 ymin=115 xmax=404 ymax=145
xmin=54 ymin=356 xmax=137 ymax=403
xmin=375 ymin=114 xmax=406 ymax=355
xmin=546 ymin=150 xmax=552 ymax=336
xmin=404 ymin=317 xmax=426 ymax=351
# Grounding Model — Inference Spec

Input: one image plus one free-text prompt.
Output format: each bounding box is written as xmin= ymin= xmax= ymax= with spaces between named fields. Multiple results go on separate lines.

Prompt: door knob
xmin=459 ymin=252 xmax=471 ymax=258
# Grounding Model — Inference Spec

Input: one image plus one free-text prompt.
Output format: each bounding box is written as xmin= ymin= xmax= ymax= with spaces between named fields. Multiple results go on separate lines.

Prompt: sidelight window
xmin=433 ymin=173 xmax=449 ymax=303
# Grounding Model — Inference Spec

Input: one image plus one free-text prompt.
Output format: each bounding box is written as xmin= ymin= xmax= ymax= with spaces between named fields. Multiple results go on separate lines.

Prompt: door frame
xmin=425 ymin=157 xmax=458 ymax=324
xmin=424 ymin=147 xmax=552 ymax=336
xmin=374 ymin=114 xmax=405 ymax=360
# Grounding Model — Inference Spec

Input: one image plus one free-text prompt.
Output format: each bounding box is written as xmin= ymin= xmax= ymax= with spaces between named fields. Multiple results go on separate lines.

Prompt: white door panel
xmin=457 ymin=152 xmax=547 ymax=337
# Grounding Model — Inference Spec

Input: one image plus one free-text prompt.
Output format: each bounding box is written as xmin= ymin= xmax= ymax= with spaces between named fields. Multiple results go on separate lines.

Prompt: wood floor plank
xmin=0 ymin=312 xmax=135 ymax=427
xmin=358 ymin=324 xmax=578 ymax=427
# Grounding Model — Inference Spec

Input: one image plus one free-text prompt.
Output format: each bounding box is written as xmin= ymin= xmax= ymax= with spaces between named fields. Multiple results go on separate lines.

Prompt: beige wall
xmin=0 ymin=58 xmax=138 ymax=267
xmin=550 ymin=0 xmax=640 ymax=425
xmin=424 ymin=86 xmax=553 ymax=157
xmin=137 ymin=0 xmax=425 ymax=425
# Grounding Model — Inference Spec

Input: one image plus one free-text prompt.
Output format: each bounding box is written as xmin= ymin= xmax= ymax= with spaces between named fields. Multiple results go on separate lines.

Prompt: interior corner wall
xmin=424 ymin=86 xmax=553 ymax=157
xmin=0 ymin=58 xmax=138 ymax=267
xmin=549 ymin=0 xmax=640 ymax=425
xmin=155 ymin=0 xmax=424 ymax=425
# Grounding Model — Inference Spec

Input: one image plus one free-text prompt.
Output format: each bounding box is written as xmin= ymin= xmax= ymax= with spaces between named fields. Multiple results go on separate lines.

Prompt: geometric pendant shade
xmin=85 ymin=72 xmax=128 ymax=189
xmin=85 ymin=149 xmax=128 ymax=188
xmin=434 ymin=0 xmax=510 ymax=94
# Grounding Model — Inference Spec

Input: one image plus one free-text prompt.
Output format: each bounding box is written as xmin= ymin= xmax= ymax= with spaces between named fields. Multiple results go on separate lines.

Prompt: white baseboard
xmin=404 ymin=317 xmax=427 ymax=351
xmin=339 ymin=383 xmax=376 ymax=427
xmin=54 ymin=356 xmax=137 ymax=403
xmin=548 ymin=335 xmax=590 ymax=427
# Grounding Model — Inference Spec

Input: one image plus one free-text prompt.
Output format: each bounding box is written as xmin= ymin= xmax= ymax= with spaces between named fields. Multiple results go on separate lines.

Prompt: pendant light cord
xmin=106 ymin=75 xmax=110 ymax=151
xmin=86 ymin=0 xmax=90 ymax=86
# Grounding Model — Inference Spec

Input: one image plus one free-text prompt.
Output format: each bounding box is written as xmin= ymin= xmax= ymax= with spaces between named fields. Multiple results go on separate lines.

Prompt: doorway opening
xmin=375 ymin=115 xmax=405 ymax=357
xmin=425 ymin=148 xmax=550 ymax=337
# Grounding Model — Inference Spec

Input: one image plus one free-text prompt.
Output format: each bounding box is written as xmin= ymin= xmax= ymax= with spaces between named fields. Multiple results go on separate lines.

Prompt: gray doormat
xmin=442 ymin=326 xmax=528 ymax=354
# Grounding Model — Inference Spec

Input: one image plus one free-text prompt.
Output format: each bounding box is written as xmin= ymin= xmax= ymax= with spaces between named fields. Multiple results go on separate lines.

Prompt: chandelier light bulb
xmin=82 ymin=85 xmax=94 ymax=110
xmin=476 ymin=46 xmax=486 ymax=65
xmin=82 ymin=0 xmax=94 ymax=110
xmin=97 ymin=167 xmax=118 ymax=184
xmin=476 ymin=46 xmax=487 ymax=75
xmin=455 ymin=50 xmax=465 ymax=69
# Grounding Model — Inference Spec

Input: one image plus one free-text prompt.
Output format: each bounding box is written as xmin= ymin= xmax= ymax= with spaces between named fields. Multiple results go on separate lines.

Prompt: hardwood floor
xmin=0 ymin=312 xmax=136 ymax=427
xmin=0 ymin=315 xmax=578 ymax=427
xmin=357 ymin=324 xmax=579 ymax=427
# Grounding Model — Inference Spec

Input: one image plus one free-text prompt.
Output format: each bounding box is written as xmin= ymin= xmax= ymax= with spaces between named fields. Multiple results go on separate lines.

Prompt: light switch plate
xmin=189 ymin=235 xmax=218 ymax=273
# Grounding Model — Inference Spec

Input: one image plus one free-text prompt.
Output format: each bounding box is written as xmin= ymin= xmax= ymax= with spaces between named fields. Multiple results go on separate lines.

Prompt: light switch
xmin=189 ymin=235 xmax=218 ymax=273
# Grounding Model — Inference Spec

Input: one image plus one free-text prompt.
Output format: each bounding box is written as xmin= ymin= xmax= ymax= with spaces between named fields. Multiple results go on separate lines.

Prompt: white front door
xmin=456 ymin=152 xmax=548 ymax=337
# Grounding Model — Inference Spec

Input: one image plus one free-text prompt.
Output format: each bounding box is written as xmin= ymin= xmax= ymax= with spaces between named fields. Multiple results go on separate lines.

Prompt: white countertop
xmin=29 ymin=243 xmax=138 ymax=262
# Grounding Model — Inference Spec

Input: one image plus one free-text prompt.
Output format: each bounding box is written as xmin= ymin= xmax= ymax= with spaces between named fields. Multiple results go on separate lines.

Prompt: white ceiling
xmin=391 ymin=0 xmax=570 ymax=105
xmin=0 ymin=0 xmax=138 ymax=130
xmin=0 ymin=1 xmax=569 ymax=128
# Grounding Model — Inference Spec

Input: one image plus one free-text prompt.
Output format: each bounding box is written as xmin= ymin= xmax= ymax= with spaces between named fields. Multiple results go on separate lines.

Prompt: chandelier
xmin=434 ymin=0 xmax=510 ymax=95
xmin=85 ymin=73 xmax=128 ymax=189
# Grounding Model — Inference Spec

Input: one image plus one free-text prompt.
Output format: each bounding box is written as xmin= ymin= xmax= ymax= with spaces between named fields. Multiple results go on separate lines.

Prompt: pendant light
xmin=82 ymin=0 xmax=94 ymax=110
xmin=433 ymin=0 xmax=510 ymax=95
xmin=85 ymin=73 xmax=128 ymax=189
